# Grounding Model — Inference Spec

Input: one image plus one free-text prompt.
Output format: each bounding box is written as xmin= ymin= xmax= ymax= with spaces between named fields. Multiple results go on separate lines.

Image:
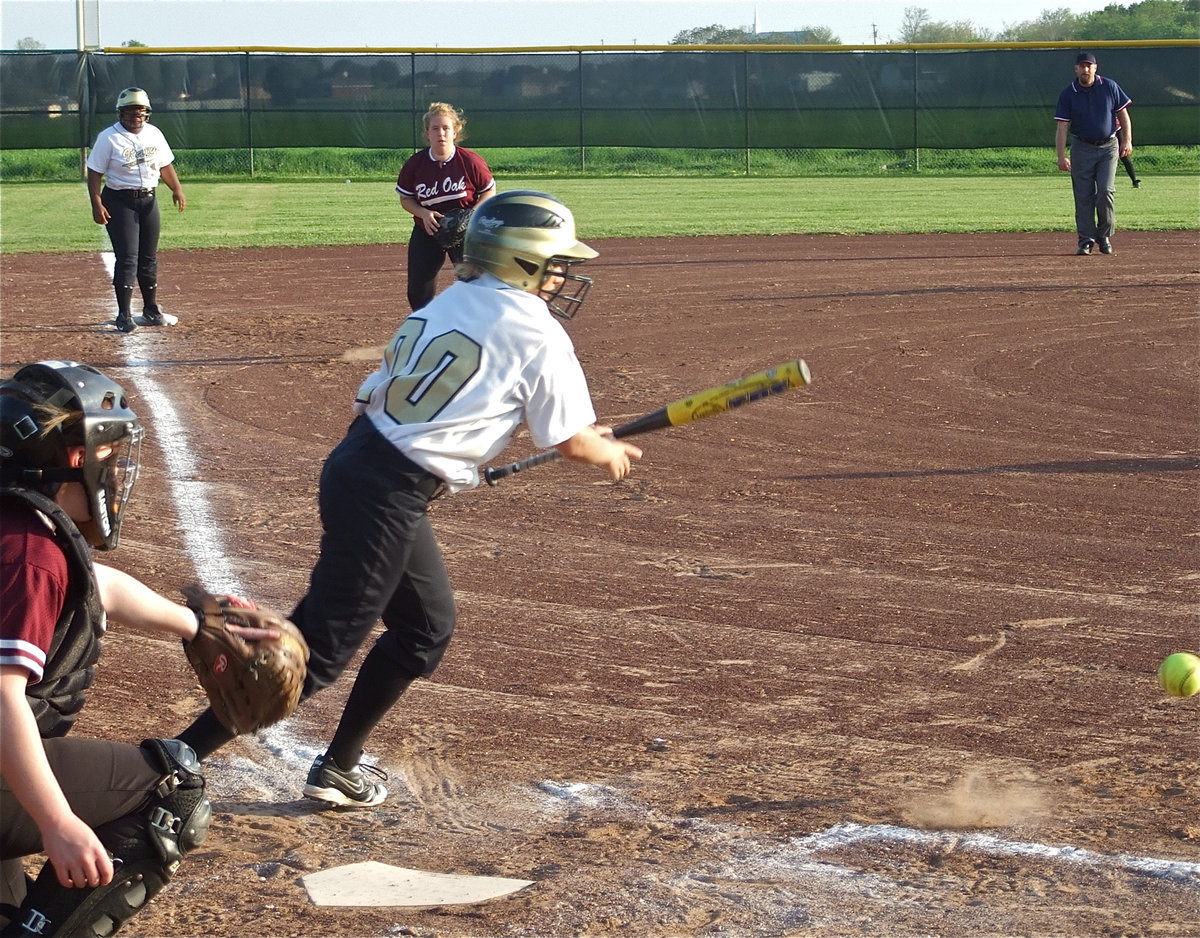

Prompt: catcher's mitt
xmin=434 ymin=206 xmax=473 ymax=249
xmin=182 ymin=584 xmax=309 ymax=735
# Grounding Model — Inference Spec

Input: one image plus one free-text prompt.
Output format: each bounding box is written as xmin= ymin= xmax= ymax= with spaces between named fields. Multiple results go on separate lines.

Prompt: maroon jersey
xmin=395 ymin=146 xmax=494 ymax=213
xmin=0 ymin=499 xmax=70 ymax=682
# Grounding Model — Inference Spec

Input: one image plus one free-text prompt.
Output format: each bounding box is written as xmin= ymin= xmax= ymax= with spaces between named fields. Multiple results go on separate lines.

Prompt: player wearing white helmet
xmin=175 ymin=191 xmax=642 ymax=807
xmin=86 ymin=88 xmax=187 ymax=333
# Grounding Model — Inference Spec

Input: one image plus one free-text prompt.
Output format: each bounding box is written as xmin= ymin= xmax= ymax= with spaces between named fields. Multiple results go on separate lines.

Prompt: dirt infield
xmin=2 ymin=231 xmax=1198 ymax=938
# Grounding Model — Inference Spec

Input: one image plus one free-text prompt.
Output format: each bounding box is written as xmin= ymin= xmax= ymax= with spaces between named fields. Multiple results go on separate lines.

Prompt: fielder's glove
xmin=182 ymin=584 xmax=309 ymax=735
xmin=434 ymin=207 xmax=473 ymax=249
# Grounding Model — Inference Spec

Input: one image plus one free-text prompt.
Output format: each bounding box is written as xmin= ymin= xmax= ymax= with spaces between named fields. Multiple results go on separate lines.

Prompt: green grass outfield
xmin=2 ymin=176 xmax=1197 ymax=254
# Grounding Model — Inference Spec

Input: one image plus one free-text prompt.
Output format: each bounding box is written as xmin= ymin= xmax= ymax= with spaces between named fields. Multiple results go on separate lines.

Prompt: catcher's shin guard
xmin=0 ymin=739 xmax=211 ymax=938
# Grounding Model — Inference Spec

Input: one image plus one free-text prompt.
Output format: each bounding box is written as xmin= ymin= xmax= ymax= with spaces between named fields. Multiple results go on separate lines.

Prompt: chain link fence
xmin=3 ymin=44 xmax=1196 ymax=181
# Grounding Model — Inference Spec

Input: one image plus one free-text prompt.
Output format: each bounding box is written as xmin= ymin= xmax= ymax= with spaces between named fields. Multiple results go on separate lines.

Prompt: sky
xmin=1 ymin=0 xmax=1121 ymax=50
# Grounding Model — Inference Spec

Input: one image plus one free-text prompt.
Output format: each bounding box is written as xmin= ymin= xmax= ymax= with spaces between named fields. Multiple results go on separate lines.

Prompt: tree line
xmin=13 ymin=0 xmax=1198 ymax=50
xmin=671 ymin=1 xmax=1200 ymax=44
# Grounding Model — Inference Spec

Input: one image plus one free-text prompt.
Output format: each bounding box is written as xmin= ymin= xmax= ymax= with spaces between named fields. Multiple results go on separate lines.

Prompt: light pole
xmin=76 ymin=0 xmax=101 ymax=50
xmin=76 ymin=0 xmax=101 ymax=176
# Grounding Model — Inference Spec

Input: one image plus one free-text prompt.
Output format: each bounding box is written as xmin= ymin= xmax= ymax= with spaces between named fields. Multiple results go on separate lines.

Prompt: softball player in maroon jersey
xmin=396 ymin=102 xmax=495 ymax=311
xmin=0 ymin=362 xmax=272 ymax=935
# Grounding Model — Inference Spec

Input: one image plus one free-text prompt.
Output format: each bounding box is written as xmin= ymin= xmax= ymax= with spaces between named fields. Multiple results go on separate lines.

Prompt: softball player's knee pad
xmin=0 ymin=740 xmax=210 ymax=938
xmin=134 ymin=737 xmax=212 ymax=863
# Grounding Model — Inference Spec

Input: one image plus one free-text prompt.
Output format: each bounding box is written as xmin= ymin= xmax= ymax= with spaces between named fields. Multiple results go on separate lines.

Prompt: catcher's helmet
xmin=463 ymin=190 xmax=598 ymax=319
xmin=0 ymin=361 xmax=143 ymax=550
xmin=115 ymin=86 xmax=152 ymax=112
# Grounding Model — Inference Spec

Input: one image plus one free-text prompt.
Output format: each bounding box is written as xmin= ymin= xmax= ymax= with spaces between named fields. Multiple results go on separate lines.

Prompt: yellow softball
xmin=1157 ymin=652 xmax=1200 ymax=698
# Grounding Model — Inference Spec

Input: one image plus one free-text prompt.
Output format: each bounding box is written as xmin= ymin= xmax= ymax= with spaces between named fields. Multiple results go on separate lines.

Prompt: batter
xmin=176 ymin=191 xmax=642 ymax=808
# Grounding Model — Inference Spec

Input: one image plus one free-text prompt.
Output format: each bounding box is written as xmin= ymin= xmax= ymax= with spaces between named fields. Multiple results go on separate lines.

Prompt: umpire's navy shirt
xmin=1055 ymin=75 xmax=1132 ymax=141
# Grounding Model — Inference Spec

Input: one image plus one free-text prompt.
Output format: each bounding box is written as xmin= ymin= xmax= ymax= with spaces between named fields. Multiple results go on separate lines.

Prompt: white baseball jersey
xmin=355 ymin=272 xmax=597 ymax=492
xmin=86 ymin=121 xmax=175 ymax=189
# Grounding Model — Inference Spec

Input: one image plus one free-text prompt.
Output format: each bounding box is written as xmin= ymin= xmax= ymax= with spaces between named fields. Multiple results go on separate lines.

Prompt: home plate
xmin=301 ymin=861 xmax=533 ymax=907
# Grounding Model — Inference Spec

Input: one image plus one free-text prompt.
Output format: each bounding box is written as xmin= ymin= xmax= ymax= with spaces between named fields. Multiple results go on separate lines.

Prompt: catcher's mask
xmin=0 ymin=361 xmax=143 ymax=551
xmin=463 ymin=190 xmax=598 ymax=320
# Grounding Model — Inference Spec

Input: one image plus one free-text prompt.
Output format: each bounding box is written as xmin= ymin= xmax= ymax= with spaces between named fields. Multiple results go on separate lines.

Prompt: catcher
xmin=0 ymin=361 xmax=303 ymax=937
xmin=396 ymin=101 xmax=495 ymax=311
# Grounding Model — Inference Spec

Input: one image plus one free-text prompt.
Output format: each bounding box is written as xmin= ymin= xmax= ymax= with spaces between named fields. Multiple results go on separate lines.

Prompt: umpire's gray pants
xmin=1070 ymin=137 xmax=1119 ymax=243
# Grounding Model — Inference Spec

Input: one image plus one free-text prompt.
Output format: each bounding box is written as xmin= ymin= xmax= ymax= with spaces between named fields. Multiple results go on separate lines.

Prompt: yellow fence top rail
xmin=102 ymin=39 xmax=1200 ymax=55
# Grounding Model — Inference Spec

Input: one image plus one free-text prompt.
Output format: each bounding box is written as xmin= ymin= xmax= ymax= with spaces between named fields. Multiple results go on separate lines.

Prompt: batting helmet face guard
xmin=0 ymin=361 xmax=143 ymax=550
xmin=115 ymin=87 xmax=152 ymax=112
xmin=463 ymin=190 xmax=599 ymax=320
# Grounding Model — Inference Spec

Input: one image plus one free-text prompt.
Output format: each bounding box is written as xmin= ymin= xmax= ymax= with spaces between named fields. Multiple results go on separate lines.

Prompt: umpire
xmin=1054 ymin=51 xmax=1132 ymax=256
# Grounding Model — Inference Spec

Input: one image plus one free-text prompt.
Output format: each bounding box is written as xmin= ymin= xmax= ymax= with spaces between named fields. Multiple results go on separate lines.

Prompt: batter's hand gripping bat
xmin=484 ymin=358 xmax=811 ymax=485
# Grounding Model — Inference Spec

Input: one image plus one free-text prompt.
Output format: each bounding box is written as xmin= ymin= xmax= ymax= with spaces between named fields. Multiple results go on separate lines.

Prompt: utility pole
xmin=76 ymin=0 xmax=99 ymax=177
xmin=76 ymin=0 xmax=101 ymax=49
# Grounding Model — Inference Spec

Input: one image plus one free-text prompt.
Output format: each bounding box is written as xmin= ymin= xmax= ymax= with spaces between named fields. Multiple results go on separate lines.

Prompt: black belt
xmin=409 ymin=465 xmax=447 ymax=500
xmin=1074 ymin=135 xmax=1115 ymax=146
xmin=350 ymin=415 xmax=447 ymax=500
xmin=109 ymin=187 xmax=155 ymax=197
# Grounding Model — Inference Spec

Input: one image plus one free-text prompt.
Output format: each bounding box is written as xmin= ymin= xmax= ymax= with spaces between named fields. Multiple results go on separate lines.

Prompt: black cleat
xmin=303 ymin=753 xmax=388 ymax=808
